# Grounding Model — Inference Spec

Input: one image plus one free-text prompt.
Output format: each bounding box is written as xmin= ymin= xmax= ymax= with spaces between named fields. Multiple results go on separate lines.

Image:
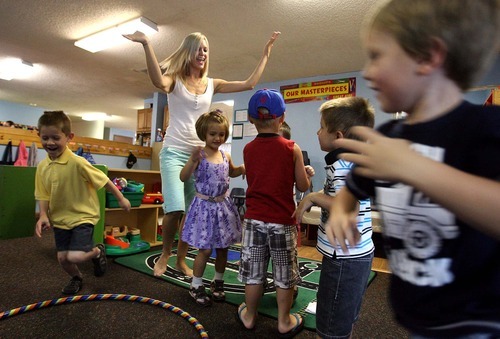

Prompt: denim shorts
xmin=159 ymin=147 xmax=195 ymax=214
xmin=53 ymin=224 xmax=94 ymax=252
xmin=316 ymin=251 xmax=374 ymax=339
xmin=238 ymin=219 xmax=300 ymax=289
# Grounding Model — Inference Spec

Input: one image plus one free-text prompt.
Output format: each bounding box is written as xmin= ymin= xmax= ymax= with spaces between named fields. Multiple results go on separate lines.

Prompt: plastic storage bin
xmin=106 ymin=191 xmax=144 ymax=208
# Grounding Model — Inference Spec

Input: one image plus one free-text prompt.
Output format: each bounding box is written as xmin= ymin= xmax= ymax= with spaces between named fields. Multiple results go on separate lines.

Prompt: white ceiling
xmin=0 ymin=0 xmax=377 ymax=131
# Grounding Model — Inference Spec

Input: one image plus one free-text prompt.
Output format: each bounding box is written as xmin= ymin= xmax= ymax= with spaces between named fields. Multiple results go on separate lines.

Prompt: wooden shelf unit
xmin=136 ymin=108 xmax=152 ymax=133
xmin=136 ymin=108 xmax=153 ymax=146
xmin=0 ymin=126 xmax=152 ymax=159
xmin=105 ymin=168 xmax=163 ymax=246
xmin=105 ymin=204 xmax=162 ymax=247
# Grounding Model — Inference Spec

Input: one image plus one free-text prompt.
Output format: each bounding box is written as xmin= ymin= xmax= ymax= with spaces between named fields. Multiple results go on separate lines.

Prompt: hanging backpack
xmin=14 ymin=140 xmax=28 ymax=166
xmin=0 ymin=141 xmax=14 ymax=165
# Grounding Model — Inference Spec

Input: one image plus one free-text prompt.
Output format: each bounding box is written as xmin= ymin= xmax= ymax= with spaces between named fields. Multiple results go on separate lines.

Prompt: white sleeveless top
xmin=163 ymin=78 xmax=214 ymax=153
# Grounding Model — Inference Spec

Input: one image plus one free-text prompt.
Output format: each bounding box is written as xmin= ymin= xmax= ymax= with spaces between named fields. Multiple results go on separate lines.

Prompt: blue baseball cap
xmin=248 ymin=89 xmax=286 ymax=119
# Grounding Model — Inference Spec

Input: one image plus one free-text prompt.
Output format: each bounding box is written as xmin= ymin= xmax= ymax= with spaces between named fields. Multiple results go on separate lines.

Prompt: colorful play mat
xmin=115 ymin=244 xmax=377 ymax=331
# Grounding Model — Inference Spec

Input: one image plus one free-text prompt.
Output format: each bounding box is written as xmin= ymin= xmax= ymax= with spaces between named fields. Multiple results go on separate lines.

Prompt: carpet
xmin=114 ymin=245 xmax=376 ymax=331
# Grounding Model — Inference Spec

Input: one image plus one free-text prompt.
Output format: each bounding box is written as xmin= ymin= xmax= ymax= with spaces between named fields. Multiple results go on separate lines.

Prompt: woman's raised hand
xmin=123 ymin=31 xmax=149 ymax=46
xmin=264 ymin=31 xmax=281 ymax=57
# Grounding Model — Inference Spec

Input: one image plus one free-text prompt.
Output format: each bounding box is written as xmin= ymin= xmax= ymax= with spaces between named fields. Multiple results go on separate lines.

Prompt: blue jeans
xmin=316 ymin=252 xmax=374 ymax=339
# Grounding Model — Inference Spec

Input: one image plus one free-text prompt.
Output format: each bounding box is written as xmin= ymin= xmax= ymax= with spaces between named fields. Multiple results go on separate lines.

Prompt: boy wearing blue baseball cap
xmin=236 ymin=89 xmax=314 ymax=337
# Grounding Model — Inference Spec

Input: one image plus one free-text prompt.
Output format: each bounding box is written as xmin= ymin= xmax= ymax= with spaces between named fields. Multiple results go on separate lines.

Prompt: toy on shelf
xmin=112 ymin=177 xmax=127 ymax=191
xmin=142 ymin=192 xmax=164 ymax=205
xmin=104 ymin=225 xmax=129 ymax=249
xmin=104 ymin=225 xmax=150 ymax=256
xmin=123 ymin=180 xmax=144 ymax=192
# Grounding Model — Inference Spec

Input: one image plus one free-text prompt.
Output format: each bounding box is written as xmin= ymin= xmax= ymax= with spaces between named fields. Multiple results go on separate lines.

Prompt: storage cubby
xmin=105 ymin=205 xmax=161 ymax=246
xmin=104 ymin=168 xmax=162 ymax=246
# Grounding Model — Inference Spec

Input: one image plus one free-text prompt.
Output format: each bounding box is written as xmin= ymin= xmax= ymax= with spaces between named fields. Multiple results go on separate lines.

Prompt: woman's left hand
xmin=264 ymin=31 xmax=281 ymax=57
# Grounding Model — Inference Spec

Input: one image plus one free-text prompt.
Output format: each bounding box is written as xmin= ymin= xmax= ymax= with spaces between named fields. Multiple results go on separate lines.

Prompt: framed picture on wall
xmin=232 ymin=123 xmax=243 ymax=139
xmin=234 ymin=109 xmax=248 ymax=123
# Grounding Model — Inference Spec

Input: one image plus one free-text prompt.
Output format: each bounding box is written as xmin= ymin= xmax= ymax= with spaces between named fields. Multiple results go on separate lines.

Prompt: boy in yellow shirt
xmin=35 ymin=111 xmax=131 ymax=294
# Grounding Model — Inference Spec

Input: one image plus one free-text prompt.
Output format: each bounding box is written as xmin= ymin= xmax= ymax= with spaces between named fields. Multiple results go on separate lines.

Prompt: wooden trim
xmin=0 ymin=126 xmax=151 ymax=159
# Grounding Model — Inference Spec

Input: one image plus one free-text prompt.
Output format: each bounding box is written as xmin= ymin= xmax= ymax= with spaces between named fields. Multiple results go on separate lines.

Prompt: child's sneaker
xmin=210 ymin=280 xmax=225 ymax=302
xmin=62 ymin=276 xmax=82 ymax=295
xmin=92 ymin=243 xmax=107 ymax=277
xmin=189 ymin=285 xmax=212 ymax=307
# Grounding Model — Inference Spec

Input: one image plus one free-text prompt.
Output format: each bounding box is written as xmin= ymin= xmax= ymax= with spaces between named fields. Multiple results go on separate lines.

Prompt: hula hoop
xmin=0 ymin=293 xmax=209 ymax=338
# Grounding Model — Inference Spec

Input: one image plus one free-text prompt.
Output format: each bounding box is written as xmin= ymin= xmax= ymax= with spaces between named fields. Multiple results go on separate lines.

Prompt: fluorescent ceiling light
xmin=0 ymin=58 xmax=34 ymax=81
xmin=82 ymin=112 xmax=113 ymax=121
xmin=75 ymin=17 xmax=158 ymax=53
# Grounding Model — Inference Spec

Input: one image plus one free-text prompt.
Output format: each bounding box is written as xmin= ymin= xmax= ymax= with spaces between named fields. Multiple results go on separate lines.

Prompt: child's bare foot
xmin=175 ymin=260 xmax=193 ymax=277
xmin=236 ymin=303 xmax=255 ymax=330
xmin=278 ymin=313 xmax=304 ymax=337
xmin=153 ymin=253 xmax=169 ymax=277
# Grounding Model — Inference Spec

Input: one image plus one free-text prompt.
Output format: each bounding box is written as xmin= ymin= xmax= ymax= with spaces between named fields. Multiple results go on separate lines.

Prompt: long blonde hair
xmin=159 ymin=32 xmax=209 ymax=81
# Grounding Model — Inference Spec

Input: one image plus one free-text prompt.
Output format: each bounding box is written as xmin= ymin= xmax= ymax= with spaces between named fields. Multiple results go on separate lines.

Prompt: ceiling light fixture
xmin=0 ymin=58 xmax=34 ymax=81
xmin=81 ymin=112 xmax=113 ymax=121
xmin=74 ymin=16 xmax=158 ymax=53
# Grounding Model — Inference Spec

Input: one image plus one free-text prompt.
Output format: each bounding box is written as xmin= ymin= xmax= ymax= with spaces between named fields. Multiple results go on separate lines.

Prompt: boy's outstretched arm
xmin=105 ymin=181 xmax=131 ymax=212
xmin=336 ymin=126 xmax=500 ymax=239
xmin=293 ymin=191 xmax=333 ymax=224
xmin=35 ymin=200 xmax=51 ymax=237
xmin=226 ymin=152 xmax=245 ymax=178
xmin=324 ymin=187 xmax=361 ymax=252
xmin=293 ymin=144 xmax=312 ymax=192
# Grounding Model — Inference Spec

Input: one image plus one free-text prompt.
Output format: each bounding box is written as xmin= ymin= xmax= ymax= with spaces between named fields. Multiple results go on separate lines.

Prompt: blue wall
xmin=0 ymin=101 xmax=45 ymax=126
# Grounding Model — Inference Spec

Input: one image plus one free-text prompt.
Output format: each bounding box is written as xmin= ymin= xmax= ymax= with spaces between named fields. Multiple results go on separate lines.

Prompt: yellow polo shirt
xmin=35 ymin=147 xmax=109 ymax=230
